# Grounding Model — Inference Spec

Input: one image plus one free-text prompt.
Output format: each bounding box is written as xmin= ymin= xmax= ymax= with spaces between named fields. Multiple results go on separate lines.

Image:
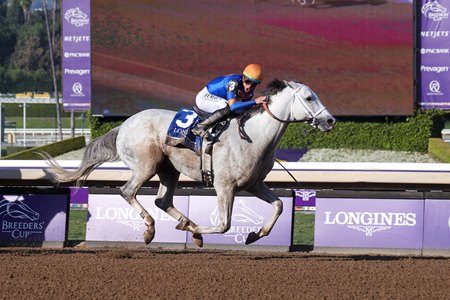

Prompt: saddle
xmin=165 ymin=107 xmax=229 ymax=155
xmin=165 ymin=107 xmax=230 ymax=187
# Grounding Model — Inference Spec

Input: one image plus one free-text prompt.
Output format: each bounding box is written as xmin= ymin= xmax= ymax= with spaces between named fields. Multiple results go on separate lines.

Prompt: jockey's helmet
xmin=243 ymin=64 xmax=262 ymax=84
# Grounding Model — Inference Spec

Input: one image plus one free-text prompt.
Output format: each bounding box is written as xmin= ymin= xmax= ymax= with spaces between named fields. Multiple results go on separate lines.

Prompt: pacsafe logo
xmin=0 ymin=196 xmax=44 ymax=239
xmin=422 ymin=0 xmax=449 ymax=21
xmin=323 ymin=211 xmax=417 ymax=237
xmin=64 ymin=7 xmax=89 ymax=27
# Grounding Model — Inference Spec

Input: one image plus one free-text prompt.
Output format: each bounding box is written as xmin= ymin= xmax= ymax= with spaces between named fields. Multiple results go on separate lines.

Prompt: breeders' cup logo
xmin=71 ymin=82 xmax=85 ymax=97
xmin=295 ymin=189 xmax=316 ymax=201
xmin=427 ymin=80 xmax=444 ymax=96
xmin=64 ymin=7 xmax=89 ymax=27
xmin=0 ymin=196 xmax=44 ymax=239
xmin=323 ymin=211 xmax=417 ymax=237
xmin=210 ymin=198 xmax=263 ymax=244
xmin=422 ymin=0 xmax=449 ymax=21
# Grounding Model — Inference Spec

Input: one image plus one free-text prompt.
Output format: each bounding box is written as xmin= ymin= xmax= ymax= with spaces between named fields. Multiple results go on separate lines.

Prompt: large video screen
xmin=91 ymin=0 xmax=413 ymax=117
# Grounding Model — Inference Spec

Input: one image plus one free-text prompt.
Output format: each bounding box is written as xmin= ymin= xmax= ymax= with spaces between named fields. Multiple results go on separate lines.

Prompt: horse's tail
xmin=41 ymin=127 xmax=120 ymax=186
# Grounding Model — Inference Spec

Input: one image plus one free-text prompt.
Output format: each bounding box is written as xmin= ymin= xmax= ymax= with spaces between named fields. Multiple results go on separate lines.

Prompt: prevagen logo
xmin=422 ymin=0 xmax=449 ymax=21
xmin=324 ymin=211 xmax=417 ymax=237
xmin=427 ymin=80 xmax=444 ymax=96
xmin=0 ymin=196 xmax=44 ymax=239
xmin=64 ymin=7 xmax=89 ymax=27
xmin=210 ymin=198 xmax=263 ymax=244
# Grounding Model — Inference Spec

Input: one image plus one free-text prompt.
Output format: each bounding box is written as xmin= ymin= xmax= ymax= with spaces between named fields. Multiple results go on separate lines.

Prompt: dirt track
xmin=1 ymin=247 xmax=449 ymax=299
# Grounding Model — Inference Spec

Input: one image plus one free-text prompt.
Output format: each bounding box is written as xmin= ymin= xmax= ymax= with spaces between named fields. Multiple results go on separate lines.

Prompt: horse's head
xmin=232 ymin=199 xmax=264 ymax=225
xmin=283 ymin=80 xmax=336 ymax=132
xmin=1 ymin=196 xmax=40 ymax=221
xmin=64 ymin=7 xmax=89 ymax=27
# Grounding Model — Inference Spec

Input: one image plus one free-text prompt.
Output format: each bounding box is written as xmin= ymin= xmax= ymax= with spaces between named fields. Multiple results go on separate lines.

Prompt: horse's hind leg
xmin=244 ymin=181 xmax=283 ymax=244
xmin=120 ymin=172 xmax=156 ymax=244
xmin=154 ymin=167 xmax=203 ymax=247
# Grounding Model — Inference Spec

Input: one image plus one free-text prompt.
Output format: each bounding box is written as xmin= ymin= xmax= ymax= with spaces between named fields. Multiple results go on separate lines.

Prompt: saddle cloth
xmin=165 ymin=108 xmax=202 ymax=155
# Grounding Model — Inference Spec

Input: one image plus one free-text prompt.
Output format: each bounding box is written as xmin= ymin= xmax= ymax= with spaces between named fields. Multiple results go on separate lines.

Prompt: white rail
xmin=1 ymin=161 xmax=450 ymax=189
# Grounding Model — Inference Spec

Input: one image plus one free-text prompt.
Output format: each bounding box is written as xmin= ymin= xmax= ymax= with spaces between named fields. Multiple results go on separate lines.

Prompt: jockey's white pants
xmin=195 ymin=87 xmax=228 ymax=113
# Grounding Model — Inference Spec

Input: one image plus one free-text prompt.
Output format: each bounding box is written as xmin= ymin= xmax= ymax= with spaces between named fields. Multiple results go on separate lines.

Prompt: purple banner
xmin=62 ymin=0 xmax=91 ymax=111
xmin=315 ymin=198 xmax=424 ymax=249
xmin=86 ymin=194 xmax=188 ymax=243
xmin=420 ymin=0 xmax=450 ymax=109
xmin=187 ymin=196 xmax=292 ymax=246
xmin=0 ymin=194 xmax=68 ymax=242
xmin=423 ymin=199 xmax=450 ymax=249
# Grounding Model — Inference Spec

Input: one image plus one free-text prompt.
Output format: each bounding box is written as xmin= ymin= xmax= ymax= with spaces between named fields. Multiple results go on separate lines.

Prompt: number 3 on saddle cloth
xmin=165 ymin=108 xmax=202 ymax=155
xmin=165 ymin=107 xmax=229 ymax=155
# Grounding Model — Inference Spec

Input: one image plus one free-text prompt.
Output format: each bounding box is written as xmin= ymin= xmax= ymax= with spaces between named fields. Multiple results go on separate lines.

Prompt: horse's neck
xmin=243 ymin=92 xmax=291 ymax=150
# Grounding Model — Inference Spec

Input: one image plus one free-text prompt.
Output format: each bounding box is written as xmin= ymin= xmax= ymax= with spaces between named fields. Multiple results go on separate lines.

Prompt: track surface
xmin=1 ymin=247 xmax=449 ymax=299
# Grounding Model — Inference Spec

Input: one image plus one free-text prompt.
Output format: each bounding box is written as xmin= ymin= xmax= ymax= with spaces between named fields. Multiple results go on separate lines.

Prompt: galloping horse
xmin=43 ymin=79 xmax=336 ymax=246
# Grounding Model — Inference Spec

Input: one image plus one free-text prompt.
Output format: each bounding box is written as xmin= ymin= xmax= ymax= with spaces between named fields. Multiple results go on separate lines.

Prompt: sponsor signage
xmin=315 ymin=198 xmax=424 ymax=249
xmin=69 ymin=187 xmax=89 ymax=208
xmin=423 ymin=199 xmax=450 ymax=249
xmin=294 ymin=189 xmax=316 ymax=207
xmin=86 ymin=194 xmax=188 ymax=243
xmin=62 ymin=0 xmax=91 ymax=111
xmin=420 ymin=0 xmax=450 ymax=109
xmin=187 ymin=196 xmax=293 ymax=246
xmin=0 ymin=193 xmax=68 ymax=242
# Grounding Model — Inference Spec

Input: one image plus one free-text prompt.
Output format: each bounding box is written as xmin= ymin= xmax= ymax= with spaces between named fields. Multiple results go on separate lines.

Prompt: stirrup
xmin=191 ymin=127 xmax=210 ymax=139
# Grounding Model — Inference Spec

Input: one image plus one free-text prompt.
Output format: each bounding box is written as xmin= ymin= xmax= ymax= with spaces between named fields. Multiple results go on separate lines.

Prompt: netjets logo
xmin=210 ymin=198 xmax=263 ymax=244
xmin=71 ymin=82 xmax=85 ymax=97
xmin=0 ymin=196 xmax=44 ymax=239
xmin=422 ymin=0 xmax=449 ymax=21
xmin=64 ymin=7 xmax=89 ymax=27
xmin=324 ymin=211 xmax=417 ymax=237
xmin=427 ymin=80 xmax=444 ymax=96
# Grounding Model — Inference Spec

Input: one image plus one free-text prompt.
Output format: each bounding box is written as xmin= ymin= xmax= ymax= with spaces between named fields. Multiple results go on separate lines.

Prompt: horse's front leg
xmin=190 ymin=187 xmax=235 ymax=235
xmin=244 ymin=181 xmax=283 ymax=244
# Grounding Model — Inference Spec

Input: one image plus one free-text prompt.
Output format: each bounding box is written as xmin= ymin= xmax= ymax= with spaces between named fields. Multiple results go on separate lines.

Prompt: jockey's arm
xmin=228 ymin=98 xmax=256 ymax=112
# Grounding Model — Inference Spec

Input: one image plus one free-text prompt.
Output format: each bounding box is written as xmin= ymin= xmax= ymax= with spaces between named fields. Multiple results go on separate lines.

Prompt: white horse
xmin=43 ymin=79 xmax=335 ymax=247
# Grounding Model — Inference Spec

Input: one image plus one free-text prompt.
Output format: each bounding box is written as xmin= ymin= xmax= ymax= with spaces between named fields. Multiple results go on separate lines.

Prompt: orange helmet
xmin=243 ymin=64 xmax=262 ymax=84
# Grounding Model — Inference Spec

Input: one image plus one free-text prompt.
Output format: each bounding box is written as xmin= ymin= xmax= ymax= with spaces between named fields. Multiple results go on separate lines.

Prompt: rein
xmin=262 ymin=85 xmax=327 ymax=127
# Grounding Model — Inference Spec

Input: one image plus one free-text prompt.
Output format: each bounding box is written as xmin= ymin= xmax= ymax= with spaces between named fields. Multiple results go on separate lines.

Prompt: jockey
xmin=191 ymin=63 xmax=267 ymax=138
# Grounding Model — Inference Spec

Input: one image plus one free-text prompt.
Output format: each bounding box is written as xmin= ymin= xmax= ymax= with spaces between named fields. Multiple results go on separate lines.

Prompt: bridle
xmin=262 ymin=84 xmax=327 ymax=128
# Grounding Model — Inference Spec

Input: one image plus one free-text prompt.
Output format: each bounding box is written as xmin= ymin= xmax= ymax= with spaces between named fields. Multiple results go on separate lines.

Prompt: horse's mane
xmin=239 ymin=79 xmax=287 ymax=120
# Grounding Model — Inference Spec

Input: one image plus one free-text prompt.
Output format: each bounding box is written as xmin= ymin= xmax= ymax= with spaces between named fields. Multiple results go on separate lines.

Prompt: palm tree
xmin=18 ymin=0 xmax=32 ymax=23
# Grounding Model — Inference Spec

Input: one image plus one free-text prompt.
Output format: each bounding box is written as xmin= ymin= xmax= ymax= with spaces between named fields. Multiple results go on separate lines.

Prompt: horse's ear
xmin=283 ymin=80 xmax=295 ymax=89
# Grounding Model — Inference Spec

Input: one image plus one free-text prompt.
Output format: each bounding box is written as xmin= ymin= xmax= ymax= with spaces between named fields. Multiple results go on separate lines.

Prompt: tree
xmin=19 ymin=0 xmax=32 ymax=23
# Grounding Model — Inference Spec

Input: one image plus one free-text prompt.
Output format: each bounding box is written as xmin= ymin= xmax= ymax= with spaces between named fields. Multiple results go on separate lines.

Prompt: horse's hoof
xmin=192 ymin=234 xmax=203 ymax=248
xmin=245 ymin=232 xmax=260 ymax=245
xmin=144 ymin=228 xmax=155 ymax=245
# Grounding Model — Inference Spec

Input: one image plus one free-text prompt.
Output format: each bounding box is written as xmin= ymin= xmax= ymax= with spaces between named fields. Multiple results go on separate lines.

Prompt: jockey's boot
xmin=191 ymin=105 xmax=231 ymax=138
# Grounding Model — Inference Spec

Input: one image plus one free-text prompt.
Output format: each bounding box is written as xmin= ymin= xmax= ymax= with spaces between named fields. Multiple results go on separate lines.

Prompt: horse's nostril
xmin=327 ymin=118 xmax=335 ymax=125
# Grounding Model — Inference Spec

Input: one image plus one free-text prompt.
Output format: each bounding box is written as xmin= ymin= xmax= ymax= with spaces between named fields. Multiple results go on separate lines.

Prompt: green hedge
xmin=0 ymin=136 xmax=86 ymax=160
xmin=89 ymin=112 xmax=123 ymax=140
xmin=428 ymin=138 xmax=450 ymax=163
xmin=278 ymin=110 xmax=449 ymax=153
xmin=88 ymin=110 xmax=450 ymax=153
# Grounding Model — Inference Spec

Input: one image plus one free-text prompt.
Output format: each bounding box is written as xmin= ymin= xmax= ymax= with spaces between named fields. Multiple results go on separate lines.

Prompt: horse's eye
xmin=306 ymin=96 xmax=313 ymax=101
